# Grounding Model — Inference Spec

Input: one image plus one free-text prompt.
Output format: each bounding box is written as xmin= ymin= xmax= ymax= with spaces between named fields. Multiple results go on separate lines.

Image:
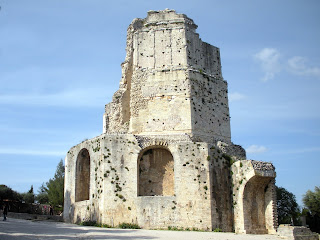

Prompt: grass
xmin=80 ymin=220 xmax=138 ymax=229
xmin=167 ymin=226 xmax=205 ymax=231
xmin=80 ymin=221 xmax=221 ymax=232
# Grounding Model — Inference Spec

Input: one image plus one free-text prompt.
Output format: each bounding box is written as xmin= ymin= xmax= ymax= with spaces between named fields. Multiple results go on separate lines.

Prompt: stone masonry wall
xmin=64 ymin=134 xmax=215 ymax=230
xmin=65 ymin=9 xmax=277 ymax=234
xmin=104 ymin=9 xmax=231 ymax=142
xmin=231 ymin=160 xmax=277 ymax=234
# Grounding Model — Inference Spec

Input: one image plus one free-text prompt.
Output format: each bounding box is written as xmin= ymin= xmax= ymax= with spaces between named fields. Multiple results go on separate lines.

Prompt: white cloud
xmin=254 ymin=48 xmax=281 ymax=82
xmin=246 ymin=145 xmax=267 ymax=154
xmin=254 ymin=48 xmax=320 ymax=81
xmin=229 ymin=92 xmax=246 ymax=102
xmin=287 ymin=56 xmax=320 ymax=78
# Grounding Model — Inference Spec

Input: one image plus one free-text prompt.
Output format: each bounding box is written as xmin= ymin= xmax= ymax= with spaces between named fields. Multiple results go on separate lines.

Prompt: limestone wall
xmin=65 ymin=9 xmax=277 ymax=234
xmin=189 ymin=70 xmax=230 ymax=142
xmin=231 ymin=160 xmax=277 ymax=234
xmin=103 ymin=9 xmax=231 ymax=142
xmin=64 ymin=134 xmax=215 ymax=230
xmin=129 ymin=69 xmax=192 ymax=135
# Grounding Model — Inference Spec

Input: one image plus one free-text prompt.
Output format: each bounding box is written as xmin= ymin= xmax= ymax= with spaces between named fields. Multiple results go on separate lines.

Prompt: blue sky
xmin=0 ymin=0 xmax=319 ymax=206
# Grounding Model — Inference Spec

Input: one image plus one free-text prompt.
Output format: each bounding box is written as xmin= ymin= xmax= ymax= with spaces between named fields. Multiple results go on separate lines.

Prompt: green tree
xmin=47 ymin=159 xmax=64 ymax=207
xmin=37 ymin=160 xmax=64 ymax=209
xmin=21 ymin=185 xmax=35 ymax=204
xmin=276 ymin=186 xmax=300 ymax=225
xmin=302 ymin=186 xmax=320 ymax=233
xmin=0 ymin=185 xmax=22 ymax=202
xmin=35 ymin=183 xmax=49 ymax=204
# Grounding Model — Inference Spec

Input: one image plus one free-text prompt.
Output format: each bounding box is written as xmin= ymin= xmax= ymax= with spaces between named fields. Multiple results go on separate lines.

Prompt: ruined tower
xmin=104 ymin=9 xmax=230 ymax=142
xmin=64 ymin=9 xmax=277 ymax=234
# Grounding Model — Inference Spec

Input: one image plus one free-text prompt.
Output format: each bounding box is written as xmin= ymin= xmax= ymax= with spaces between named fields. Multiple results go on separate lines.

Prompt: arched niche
xmin=242 ymin=176 xmax=273 ymax=234
xmin=75 ymin=148 xmax=90 ymax=202
xmin=138 ymin=147 xmax=174 ymax=196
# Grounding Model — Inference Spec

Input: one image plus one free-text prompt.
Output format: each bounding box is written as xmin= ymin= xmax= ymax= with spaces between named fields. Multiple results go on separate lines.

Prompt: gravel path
xmin=0 ymin=218 xmax=283 ymax=240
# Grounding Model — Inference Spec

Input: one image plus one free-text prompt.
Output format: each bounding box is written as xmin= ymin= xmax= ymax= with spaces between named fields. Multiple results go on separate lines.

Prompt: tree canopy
xmin=36 ymin=159 xmax=65 ymax=208
xmin=0 ymin=185 xmax=22 ymax=202
xmin=276 ymin=186 xmax=300 ymax=225
xmin=303 ymin=186 xmax=320 ymax=216
xmin=21 ymin=185 xmax=35 ymax=204
xmin=303 ymin=186 xmax=320 ymax=233
xmin=47 ymin=159 xmax=65 ymax=207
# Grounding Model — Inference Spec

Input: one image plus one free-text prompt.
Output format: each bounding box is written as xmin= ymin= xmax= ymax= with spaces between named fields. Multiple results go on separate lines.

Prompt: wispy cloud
xmin=254 ymin=48 xmax=281 ymax=82
xmin=229 ymin=92 xmax=246 ymax=102
xmin=274 ymin=147 xmax=320 ymax=155
xmin=287 ymin=56 xmax=320 ymax=78
xmin=254 ymin=48 xmax=320 ymax=81
xmin=0 ymin=88 xmax=111 ymax=108
xmin=0 ymin=148 xmax=66 ymax=156
xmin=246 ymin=145 xmax=268 ymax=154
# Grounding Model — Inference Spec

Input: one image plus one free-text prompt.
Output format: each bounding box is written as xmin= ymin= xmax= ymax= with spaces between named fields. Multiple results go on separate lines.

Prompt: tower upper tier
xmin=104 ymin=9 xmax=231 ymax=142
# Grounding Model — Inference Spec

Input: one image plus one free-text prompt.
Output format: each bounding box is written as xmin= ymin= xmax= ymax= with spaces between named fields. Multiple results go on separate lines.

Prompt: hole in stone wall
xmin=138 ymin=147 xmax=174 ymax=196
xmin=75 ymin=148 xmax=90 ymax=202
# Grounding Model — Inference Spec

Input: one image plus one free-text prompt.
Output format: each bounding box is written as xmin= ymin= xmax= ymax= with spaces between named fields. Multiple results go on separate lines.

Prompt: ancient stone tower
xmin=64 ymin=9 xmax=278 ymax=234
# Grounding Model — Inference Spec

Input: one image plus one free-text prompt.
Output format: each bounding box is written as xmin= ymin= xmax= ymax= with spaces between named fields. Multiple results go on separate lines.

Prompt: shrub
xmin=81 ymin=220 xmax=97 ymax=226
xmin=118 ymin=222 xmax=140 ymax=229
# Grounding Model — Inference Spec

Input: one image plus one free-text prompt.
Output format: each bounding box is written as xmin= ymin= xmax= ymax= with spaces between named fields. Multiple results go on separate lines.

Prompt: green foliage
xmin=37 ymin=160 xmax=64 ymax=209
xmin=213 ymin=228 xmax=222 ymax=232
xmin=21 ymin=186 xmax=35 ymax=204
xmin=276 ymin=186 xmax=300 ymax=225
xmin=222 ymin=154 xmax=234 ymax=166
xmin=21 ymin=185 xmax=35 ymax=204
xmin=79 ymin=221 xmax=140 ymax=229
xmin=46 ymin=159 xmax=64 ymax=207
xmin=101 ymin=224 xmax=113 ymax=228
xmin=303 ymin=186 xmax=320 ymax=233
xmin=35 ymin=183 xmax=49 ymax=204
xmin=28 ymin=185 xmax=34 ymax=194
xmin=118 ymin=222 xmax=140 ymax=229
xmin=303 ymin=186 xmax=320 ymax=216
xmin=79 ymin=220 xmax=114 ymax=228
xmin=168 ymin=226 xmax=183 ymax=231
xmin=0 ymin=185 xmax=22 ymax=201
xmin=82 ymin=220 xmax=112 ymax=228
xmin=167 ymin=226 xmax=204 ymax=231
xmin=81 ymin=220 xmax=97 ymax=226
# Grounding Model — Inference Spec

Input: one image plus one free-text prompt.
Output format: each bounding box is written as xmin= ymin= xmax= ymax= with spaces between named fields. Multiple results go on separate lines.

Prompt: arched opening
xmin=242 ymin=176 xmax=273 ymax=234
xmin=75 ymin=148 xmax=90 ymax=202
xmin=138 ymin=147 xmax=174 ymax=196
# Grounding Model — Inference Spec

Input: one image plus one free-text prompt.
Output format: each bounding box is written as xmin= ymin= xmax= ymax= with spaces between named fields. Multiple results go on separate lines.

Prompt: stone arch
xmin=242 ymin=175 xmax=274 ymax=234
xmin=137 ymin=146 xmax=174 ymax=196
xmin=75 ymin=148 xmax=90 ymax=202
